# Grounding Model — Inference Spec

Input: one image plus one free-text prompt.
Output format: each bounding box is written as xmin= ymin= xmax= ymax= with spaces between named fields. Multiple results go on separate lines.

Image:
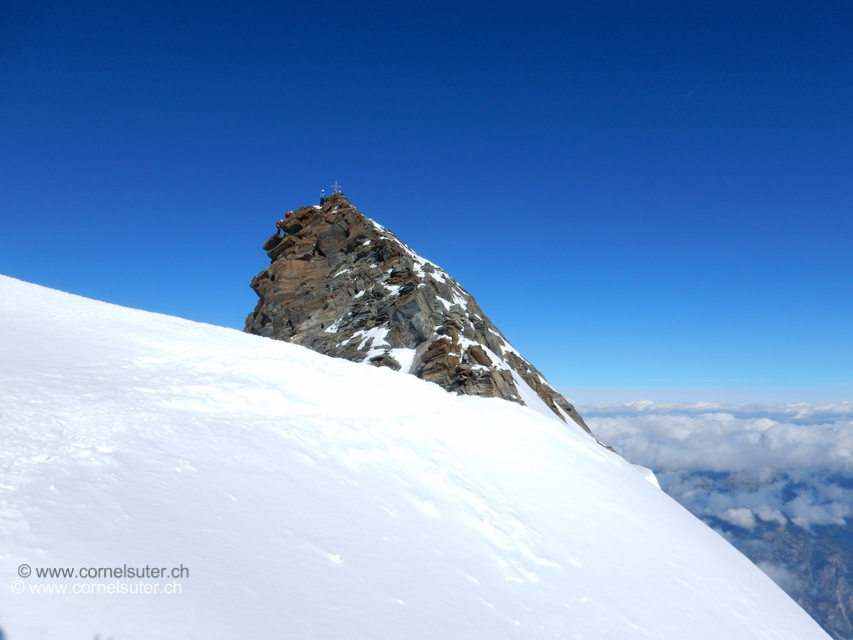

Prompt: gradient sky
xmin=1 ymin=0 xmax=851 ymax=400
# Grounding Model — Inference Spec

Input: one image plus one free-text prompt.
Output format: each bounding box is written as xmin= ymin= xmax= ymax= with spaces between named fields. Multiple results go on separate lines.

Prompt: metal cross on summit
xmin=331 ymin=181 xmax=342 ymax=194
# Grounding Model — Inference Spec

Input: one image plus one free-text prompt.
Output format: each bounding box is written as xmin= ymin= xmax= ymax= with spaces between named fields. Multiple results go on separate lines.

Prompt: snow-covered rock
xmin=0 ymin=275 xmax=829 ymax=638
xmin=245 ymin=193 xmax=592 ymax=434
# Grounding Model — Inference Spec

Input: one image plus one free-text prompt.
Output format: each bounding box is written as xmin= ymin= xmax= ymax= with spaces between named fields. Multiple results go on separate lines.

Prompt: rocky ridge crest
xmin=244 ymin=193 xmax=596 ymax=438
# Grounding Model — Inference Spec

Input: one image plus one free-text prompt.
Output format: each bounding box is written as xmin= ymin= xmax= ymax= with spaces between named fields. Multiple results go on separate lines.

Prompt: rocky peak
xmin=245 ymin=193 xmax=599 ymax=439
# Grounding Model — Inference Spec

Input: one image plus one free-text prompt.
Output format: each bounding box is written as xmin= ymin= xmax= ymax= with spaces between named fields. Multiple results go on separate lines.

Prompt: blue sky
xmin=1 ymin=0 xmax=851 ymax=400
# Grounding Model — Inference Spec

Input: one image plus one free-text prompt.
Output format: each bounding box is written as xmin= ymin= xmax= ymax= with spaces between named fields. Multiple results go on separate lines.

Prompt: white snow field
xmin=0 ymin=275 xmax=828 ymax=639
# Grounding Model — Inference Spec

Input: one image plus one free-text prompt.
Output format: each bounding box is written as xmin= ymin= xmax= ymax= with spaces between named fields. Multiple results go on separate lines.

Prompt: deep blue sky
xmin=1 ymin=1 xmax=851 ymax=400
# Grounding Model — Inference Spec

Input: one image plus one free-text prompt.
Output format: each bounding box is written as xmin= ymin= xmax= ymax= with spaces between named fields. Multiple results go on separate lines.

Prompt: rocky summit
xmin=245 ymin=193 xmax=596 ymax=438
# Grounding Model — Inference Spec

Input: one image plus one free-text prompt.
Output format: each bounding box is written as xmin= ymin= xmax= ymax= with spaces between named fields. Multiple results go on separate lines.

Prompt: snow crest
xmin=0 ymin=275 xmax=830 ymax=639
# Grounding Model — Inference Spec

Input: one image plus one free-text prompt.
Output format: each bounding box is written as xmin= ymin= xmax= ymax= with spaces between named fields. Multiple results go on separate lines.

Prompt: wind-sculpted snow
xmin=0 ymin=275 xmax=830 ymax=639
xmin=581 ymin=400 xmax=853 ymax=638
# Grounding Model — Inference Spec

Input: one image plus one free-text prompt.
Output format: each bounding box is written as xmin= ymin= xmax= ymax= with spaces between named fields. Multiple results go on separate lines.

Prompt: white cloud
xmin=756 ymin=562 xmax=802 ymax=595
xmin=578 ymin=402 xmax=853 ymax=528
xmin=755 ymin=506 xmax=787 ymax=527
xmin=720 ymin=508 xmax=756 ymax=529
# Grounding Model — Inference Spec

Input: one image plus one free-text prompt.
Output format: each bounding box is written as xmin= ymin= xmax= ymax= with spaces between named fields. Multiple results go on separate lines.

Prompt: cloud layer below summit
xmin=580 ymin=401 xmax=853 ymax=529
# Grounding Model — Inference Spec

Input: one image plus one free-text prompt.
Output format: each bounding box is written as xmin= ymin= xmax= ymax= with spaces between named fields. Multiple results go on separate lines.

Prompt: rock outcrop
xmin=245 ymin=193 xmax=597 ymax=438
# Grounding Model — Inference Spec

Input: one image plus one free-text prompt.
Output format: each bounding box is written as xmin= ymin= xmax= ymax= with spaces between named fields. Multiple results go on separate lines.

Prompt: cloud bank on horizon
xmin=580 ymin=401 xmax=853 ymax=529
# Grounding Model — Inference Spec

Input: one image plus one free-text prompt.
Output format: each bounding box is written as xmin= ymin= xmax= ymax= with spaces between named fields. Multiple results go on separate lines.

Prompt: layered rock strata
xmin=245 ymin=193 xmax=596 ymax=438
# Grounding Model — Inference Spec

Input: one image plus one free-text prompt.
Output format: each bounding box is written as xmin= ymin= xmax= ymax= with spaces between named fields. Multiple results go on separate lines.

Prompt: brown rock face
xmin=244 ymin=193 xmax=599 ymax=439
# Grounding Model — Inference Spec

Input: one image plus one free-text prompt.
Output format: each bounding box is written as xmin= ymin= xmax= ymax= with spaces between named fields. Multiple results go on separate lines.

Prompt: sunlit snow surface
xmin=0 ymin=275 xmax=829 ymax=639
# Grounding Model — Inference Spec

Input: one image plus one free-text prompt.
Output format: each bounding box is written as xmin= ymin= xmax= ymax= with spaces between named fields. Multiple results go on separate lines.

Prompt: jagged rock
xmin=262 ymin=234 xmax=282 ymax=252
xmin=244 ymin=193 xmax=600 ymax=441
xmin=368 ymin=353 xmax=401 ymax=371
xmin=466 ymin=345 xmax=493 ymax=367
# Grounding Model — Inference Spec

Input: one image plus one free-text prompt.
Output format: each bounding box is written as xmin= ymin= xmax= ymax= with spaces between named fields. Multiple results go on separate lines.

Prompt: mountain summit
xmin=244 ymin=193 xmax=593 ymax=434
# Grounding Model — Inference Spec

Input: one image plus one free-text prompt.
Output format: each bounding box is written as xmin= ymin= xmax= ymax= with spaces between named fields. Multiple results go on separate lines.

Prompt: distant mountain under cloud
xmin=581 ymin=401 xmax=853 ymax=639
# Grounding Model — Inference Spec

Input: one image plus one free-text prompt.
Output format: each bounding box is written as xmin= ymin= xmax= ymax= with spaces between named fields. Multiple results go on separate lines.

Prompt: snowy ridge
xmin=0 ymin=274 xmax=830 ymax=638
xmin=363 ymin=215 xmax=510 ymax=361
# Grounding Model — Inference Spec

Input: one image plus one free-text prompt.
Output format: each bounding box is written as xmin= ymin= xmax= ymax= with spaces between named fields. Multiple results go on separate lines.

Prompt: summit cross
xmin=331 ymin=181 xmax=342 ymax=194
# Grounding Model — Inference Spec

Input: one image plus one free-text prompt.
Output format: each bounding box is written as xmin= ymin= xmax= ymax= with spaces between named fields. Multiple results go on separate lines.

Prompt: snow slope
xmin=0 ymin=275 xmax=829 ymax=639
